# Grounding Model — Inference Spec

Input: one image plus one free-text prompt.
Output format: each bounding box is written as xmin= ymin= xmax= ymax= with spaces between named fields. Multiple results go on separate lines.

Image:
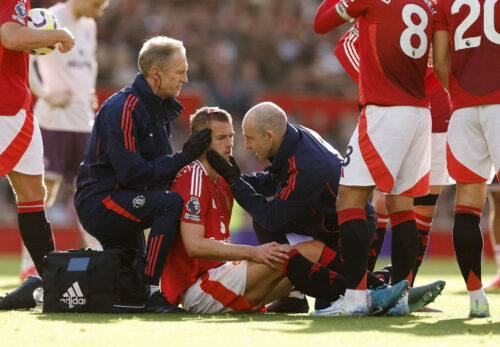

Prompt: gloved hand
xmin=182 ymin=128 xmax=212 ymax=162
xmin=206 ymin=150 xmax=241 ymax=185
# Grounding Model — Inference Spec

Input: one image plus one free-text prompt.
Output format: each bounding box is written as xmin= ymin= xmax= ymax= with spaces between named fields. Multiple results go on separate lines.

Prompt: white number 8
xmin=400 ymin=4 xmax=428 ymax=59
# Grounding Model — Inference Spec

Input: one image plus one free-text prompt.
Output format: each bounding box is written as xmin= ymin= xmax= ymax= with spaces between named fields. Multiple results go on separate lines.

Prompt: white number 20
xmin=452 ymin=0 xmax=500 ymax=50
xmin=400 ymin=4 xmax=429 ymax=59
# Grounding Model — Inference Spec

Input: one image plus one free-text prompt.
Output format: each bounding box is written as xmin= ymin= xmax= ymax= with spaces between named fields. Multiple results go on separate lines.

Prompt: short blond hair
xmin=138 ymin=36 xmax=186 ymax=77
xmin=190 ymin=107 xmax=232 ymax=133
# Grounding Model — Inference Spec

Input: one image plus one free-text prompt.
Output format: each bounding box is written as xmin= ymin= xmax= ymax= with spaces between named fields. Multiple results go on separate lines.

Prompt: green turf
xmin=1 ymin=257 xmax=499 ymax=347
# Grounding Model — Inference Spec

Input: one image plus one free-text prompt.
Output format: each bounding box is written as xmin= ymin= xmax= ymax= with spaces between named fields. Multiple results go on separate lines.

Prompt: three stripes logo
xmin=60 ymin=281 xmax=86 ymax=308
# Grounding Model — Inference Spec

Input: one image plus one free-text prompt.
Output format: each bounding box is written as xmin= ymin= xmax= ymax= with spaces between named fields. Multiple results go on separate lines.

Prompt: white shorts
xmin=430 ymin=132 xmax=454 ymax=186
xmin=340 ymin=105 xmax=431 ymax=196
xmin=182 ymin=261 xmax=258 ymax=314
xmin=0 ymin=109 xmax=44 ymax=176
xmin=447 ymin=105 xmax=500 ymax=183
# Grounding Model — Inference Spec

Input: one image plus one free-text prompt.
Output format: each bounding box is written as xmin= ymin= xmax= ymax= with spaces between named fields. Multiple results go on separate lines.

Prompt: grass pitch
xmin=1 ymin=256 xmax=499 ymax=347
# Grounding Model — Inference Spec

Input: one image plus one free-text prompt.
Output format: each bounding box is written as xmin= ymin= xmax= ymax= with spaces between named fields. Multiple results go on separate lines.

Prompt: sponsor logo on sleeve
xmin=184 ymin=213 xmax=201 ymax=222
xmin=336 ymin=2 xmax=354 ymax=21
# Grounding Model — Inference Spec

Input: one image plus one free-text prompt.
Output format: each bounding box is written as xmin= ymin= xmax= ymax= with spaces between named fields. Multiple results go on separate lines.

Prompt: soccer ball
xmin=26 ymin=8 xmax=61 ymax=55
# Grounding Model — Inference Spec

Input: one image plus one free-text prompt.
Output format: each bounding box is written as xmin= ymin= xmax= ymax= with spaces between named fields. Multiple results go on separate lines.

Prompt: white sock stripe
xmin=416 ymin=219 xmax=432 ymax=227
xmin=18 ymin=204 xmax=44 ymax=209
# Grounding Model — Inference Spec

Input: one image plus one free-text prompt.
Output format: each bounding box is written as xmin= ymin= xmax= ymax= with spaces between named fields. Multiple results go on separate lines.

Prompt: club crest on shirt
xmin=132 ymin=195 xmax=145 ymax=208
xmin=187 ymin=197 xmax=200 ymax=215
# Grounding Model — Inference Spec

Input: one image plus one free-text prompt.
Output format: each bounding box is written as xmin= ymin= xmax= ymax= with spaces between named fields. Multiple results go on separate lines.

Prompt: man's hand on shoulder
xmin=206 ymin=150 xmax=241 ymax=185
xmin=182 ymin=128 xmax=212 ymax=162
xmin=250 ymin=242 xmax=290 ymax=269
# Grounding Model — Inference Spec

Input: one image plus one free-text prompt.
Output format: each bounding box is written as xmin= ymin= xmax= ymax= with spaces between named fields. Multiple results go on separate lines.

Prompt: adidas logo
xmin=60 ymin=281 xmax=86 ymax=308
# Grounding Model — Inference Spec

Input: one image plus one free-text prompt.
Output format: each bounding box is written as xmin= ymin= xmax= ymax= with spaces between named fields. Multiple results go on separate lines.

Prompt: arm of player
xmin=314 ymin=0 xmax=355 ymax=34
xmin=230 ymin=178 xmax=318 ymax=232
xmin=180 ymin=222 xmax=289 ymax=269
xmin=0 ymin=21 xmax=74 ymax=53
xmin=432 ymin=31 xmax=450 ymax=91
xmin=334 ymin=22 xmax=360 ymax=84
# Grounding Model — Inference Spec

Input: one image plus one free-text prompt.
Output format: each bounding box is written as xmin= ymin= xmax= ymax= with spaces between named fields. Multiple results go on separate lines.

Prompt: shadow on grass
xmin=34 ymin=311 xmax=499 ymax=336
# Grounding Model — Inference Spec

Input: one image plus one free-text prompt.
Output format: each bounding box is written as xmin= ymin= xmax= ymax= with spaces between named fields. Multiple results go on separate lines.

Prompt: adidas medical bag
xmin=42 ymin=248 xmax=147 ymax=313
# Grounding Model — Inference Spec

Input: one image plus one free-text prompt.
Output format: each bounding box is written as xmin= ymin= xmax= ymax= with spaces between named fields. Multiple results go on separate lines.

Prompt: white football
xmin=26 ymin=8 xmax=61 ymax=55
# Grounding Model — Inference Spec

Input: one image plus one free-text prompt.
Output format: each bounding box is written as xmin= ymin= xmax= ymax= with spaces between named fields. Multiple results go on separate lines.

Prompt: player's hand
xmin=45 ymin=90 xmax=72 ymax=108
xmin=251 ymin=242 xmax=290 ymax=269
xmin=206 ymin=150 xmax=241 ymax=185
xmin=182 ymin=128 xmax=212 ymax=162
xmin=56 ymin=28 xmax=75 ymax=53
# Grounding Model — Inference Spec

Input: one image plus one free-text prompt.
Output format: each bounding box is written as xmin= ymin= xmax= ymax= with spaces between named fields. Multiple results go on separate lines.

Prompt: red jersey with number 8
xmin=434 ymin=0 xmax=500 ymax=110
xmin=315 ymin=0 xmax=435 ymax=107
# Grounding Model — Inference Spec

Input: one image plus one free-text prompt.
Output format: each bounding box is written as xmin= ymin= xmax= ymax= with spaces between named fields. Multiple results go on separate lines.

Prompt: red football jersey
xmin=316 ymin=0 xmax=435 ymax=107
xmin=334 ymin=21 xmax=360 ymax=84
xmin=0 ymin=0 xmax=31 ymax=115
xmin=335 ymin=23 xmax=451 ymax=132
xmin=161 ymin=161 xmax=234 ymax=305
xmin=434 ymin=0 xmax=500 ymax=110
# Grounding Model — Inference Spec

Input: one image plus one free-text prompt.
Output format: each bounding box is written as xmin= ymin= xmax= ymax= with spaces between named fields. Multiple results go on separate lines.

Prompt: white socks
xmin=469 ymin=288 xmax=488 ymax=307
xmin=345 ymin=289 xmax=367 ymax=306
xmin=149 ymin=285 xmax=160 ymax=297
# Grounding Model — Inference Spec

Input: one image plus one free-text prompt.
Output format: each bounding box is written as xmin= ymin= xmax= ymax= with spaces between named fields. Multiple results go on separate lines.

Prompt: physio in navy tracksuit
xmin=207 ymin=101 xmax=378 ymax=311
xmin=75 ymin=37 xmax=211 ymax=313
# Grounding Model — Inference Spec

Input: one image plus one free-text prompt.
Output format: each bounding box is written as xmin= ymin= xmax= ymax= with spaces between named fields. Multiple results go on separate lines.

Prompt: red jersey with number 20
xmin=161 ymin=160 xmax=234 ymax=305
xmin=315 ymin=0 xmax=435 ymax=107
xmin=434 ymin=0 xmax=500 ymax=110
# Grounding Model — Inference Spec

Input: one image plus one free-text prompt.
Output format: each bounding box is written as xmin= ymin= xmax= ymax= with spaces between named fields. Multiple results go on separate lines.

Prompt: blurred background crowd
xmin=0 ymin=0 xmax=481 ymax=251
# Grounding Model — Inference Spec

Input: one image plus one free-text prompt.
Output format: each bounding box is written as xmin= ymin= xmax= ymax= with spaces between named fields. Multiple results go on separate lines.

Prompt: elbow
xmin=184 ymin=243 xmax=200 ymax=258
xmin=1 ymin=36 xmax=21 ymax=51
xmin=313 ymin=21 xmax=327 ymax=34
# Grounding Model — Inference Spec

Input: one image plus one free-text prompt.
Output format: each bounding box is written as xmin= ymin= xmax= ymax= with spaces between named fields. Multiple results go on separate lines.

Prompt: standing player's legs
xmin=8 ymin=172 xmax=55 ymax=276
xmin=334 ymin=106 xmax=430 ymax=315
xmin=486 ymin=188 xmax=500 ymax=289
xmin=446 ymin=105 xmax=499 ymax=317
xmin=454 ymin=182 xmax=488 ymax=316
xmin=20 ymin=130 xmax=99 ymax=279
xmin=0 ymin=113 xmax=56 ymax=310
xmin=368 ymin=189 xmax=389 ymax=272
xmin=412 ymin=185 xmax=442 ymax=286
xmin=336 ymin=185 xmax=374 ymax=314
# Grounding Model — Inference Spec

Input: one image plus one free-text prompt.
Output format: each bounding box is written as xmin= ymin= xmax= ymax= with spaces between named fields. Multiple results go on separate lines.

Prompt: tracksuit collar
xmin=132 ymin=73 xmax=184 ymax=122
xmin=269 ymin=123 xmax=301 ymax=173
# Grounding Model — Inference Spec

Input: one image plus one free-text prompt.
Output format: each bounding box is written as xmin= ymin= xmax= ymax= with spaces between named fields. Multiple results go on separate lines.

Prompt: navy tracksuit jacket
xmin=74 ymin=74 xmax=189 ymax=246
xmin=233 ymin=123 xmax=376 ymax=245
